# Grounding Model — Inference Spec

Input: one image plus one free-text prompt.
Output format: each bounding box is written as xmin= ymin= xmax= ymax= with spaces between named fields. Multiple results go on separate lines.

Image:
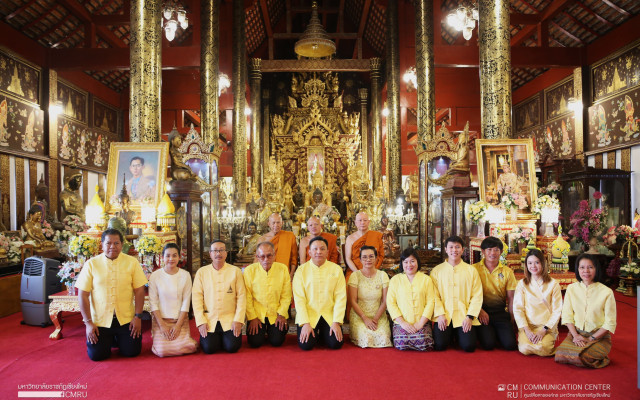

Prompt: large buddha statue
xmin=21 ymin=206 xmax=55 ymax=249
xmin=306 ymin=188 xmax=332 ymax=220
xmin=60 ymin=171 xmax=84 ymax=218
xmin=237 ymin=222 xmax=261 ymax=263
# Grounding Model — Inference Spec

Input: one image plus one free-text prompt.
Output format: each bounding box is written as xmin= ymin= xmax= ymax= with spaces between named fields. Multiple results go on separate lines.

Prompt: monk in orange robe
xmin=345 ymin=211 xmax=384 ymax=279
xmin=299 ymin=216 xmax=340 ymax=265
xmin=258 ymin=213 xmax=298 ymax=278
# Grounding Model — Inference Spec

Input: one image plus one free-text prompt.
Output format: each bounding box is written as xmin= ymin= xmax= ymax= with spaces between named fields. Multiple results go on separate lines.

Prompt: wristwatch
xmin=466 ymin=315 xmax=474 ymax=320
xmin=590 ymin=335 xmax=597 ymax=341
xmin=543 ymin=325 xmax=549 ymax=331
xmin=134 ymin=313 xmax=144 ymax=319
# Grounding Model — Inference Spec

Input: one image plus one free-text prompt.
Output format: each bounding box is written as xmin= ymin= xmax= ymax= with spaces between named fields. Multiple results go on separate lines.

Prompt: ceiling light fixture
xmin=162 ymin=1 xmax=189 ymax=42
xmin=446 ymin=3 xmax=479 ymax=41
xmin=294 ymin=1 xmax=336 ymax=58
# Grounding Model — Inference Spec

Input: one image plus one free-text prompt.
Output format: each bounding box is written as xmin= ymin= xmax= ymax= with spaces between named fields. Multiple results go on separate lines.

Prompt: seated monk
xmin=257 ymin=213 xmax=298 ymax=278
xmin=299 ymin=216 xmax=339 ymax=265
xmin=345 ymin=212 xmax=384 ymax=280
xmin=22 ymin=205 xmax=55 ymax=249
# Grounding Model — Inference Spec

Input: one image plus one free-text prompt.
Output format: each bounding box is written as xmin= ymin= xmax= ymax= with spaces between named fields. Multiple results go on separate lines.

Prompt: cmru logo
xmin=498 ymin=384 xmax=519 ymax=398
xmin=498 ymin=384 xmax=506 ymax=391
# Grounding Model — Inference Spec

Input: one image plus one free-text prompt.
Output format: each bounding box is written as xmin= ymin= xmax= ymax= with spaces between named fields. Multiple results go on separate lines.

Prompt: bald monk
xmin=258 ymin=213 xmax=299 ymax=278
xmin=299 ymin=216 xmax=340 ymax=265
xmin=345 ymin=212 xmax=385 ymax=278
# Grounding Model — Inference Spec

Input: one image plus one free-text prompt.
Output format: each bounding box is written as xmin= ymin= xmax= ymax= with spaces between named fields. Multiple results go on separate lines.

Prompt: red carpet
xmin=0 ymin=292 xmax=637 ymax=400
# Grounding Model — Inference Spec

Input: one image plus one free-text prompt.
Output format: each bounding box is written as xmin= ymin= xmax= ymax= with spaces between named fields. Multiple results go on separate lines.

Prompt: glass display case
xmin=170 ymin=181 xmax=204 ymax=278
xmin=560 ymin=166 xmax=631 ymax=232
xmin=441 ymin=186 xmax=478 ymax=252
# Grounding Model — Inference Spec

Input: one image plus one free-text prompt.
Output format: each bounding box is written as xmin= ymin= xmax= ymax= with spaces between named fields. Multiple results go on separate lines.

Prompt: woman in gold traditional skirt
xmin=148 ymin=243 xmax=198 ymax=357
xmin=555 ymin=254 xmax=617 ymax=368
xmin=513 ymin=249 xmax=563 ymax=356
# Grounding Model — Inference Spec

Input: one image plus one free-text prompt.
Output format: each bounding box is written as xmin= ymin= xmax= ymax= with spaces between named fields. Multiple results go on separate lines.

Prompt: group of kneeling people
xmin=75 ymin=229 xmax=616 ymax=369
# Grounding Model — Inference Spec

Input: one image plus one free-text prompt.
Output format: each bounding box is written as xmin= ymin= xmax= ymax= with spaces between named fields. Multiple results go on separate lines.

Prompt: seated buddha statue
xmin=21 ymin=206 xmax=55 ymax=249
xmin=237 ymin=222 xmax=261 ymax=264
xmin=379 ymin=216 xmax=401 ymax=267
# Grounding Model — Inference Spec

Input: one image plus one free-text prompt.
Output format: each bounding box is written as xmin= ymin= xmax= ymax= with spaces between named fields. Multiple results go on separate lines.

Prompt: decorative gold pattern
xmin=200 ymin=0 xmax=219 ymax=149
xmin=479 ymin=0 xmax=512 ymax=139
xmin=249 ymin=58 xmax=262 ymax=192
xmin=262 ymin=89 xmax=271 ymax=174
xmin=607 ymin=151 xmax=616 ymax=169
xmin=358 ymin=88 xmax=369 ymax=169
xmin=386 ymin=0 xmax=401 ymax=198
xmin=15 ymin=157 xmax=24 ymax=226
xmin=129 ymin=0 xmax=162 ymax=143
xmin=621 ymin=148 xmax=631 ymax=171
xmin=261 ymin=59 xmax=371 ymax=72
xmin=82 ymin=170 xmax=89 ymax=204
xmin=29 ymin=160 xmax=36 ymax=204
xmin=574 ymin=67 xmax=584 ymax=160
xmin=370 ymin=58 xmax=383 ymax=190
xmin=415 ymin=0 xmax=435 ymax=149
xmin=594 ymin=153 xmax=603 ymax=169
xmin=232 ymin=0 xmax=247 ymax=204
xmin=48 ymin=70 xmax=58 ymax=160
xmin=48 ymin=160 xmax=58 ymax=221
xmin=1 ymin=154 xmax=10 ymax=228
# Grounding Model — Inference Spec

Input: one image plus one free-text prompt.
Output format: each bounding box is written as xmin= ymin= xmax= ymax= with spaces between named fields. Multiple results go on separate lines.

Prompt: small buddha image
xmin=21 ymin=205 xmax=55 ymax=249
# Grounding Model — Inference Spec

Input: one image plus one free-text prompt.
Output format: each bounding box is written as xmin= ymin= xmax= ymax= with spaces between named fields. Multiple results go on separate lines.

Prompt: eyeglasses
xmin=210 ymin=249 xmax=226 ymax=254
xmin=256 ymin=254 xmax=274 ymax=260
xmin=361 ymin=255 xmax=376 ymax=260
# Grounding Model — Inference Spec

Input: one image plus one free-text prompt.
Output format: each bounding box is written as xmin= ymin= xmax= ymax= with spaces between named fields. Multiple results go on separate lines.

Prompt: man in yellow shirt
xmin=76 ymin=229 xmax=148 ymax=361
xmin=292 ymin=236 xmax=346 ymax=350
xmin=473 ymin=236 xmax=517 ymax=351
xmin=192 ymin=240 xmax=246 ymax=354
xmin=431 ymin=236 xmax=483 ymax=352
xmin=244 ymin=241 xmax=292 ymax=348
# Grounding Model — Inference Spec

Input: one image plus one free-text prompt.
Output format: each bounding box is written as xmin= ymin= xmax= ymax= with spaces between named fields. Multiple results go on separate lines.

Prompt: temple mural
xmin=0 ymin=50 xmax=40 ymax=105
xmin=0 ymin=95 xmax=44 ymax=156
xmin=592 ymin=43 xmax=640 ymax=102
xmin=57 ymin=80 xmax=87 ymax=123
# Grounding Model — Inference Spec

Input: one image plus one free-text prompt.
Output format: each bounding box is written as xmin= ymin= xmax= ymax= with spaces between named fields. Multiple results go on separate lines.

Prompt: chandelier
xmin=218 ymin=73 xmax=230 ymax=96
xmin=294 ymin=1 xmax=336 ymax=58
xmin=403 ymin=66 xmax=417 ymax=91
xmin=446 ymin=3 xmax=479 ymax=41
xmin=162 ymin=1 xmax=189 ymax=42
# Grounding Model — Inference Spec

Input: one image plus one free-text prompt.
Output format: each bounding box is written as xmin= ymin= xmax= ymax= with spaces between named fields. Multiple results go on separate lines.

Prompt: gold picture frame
xmin=106 ymin=142 xmax=169 ymax=211
xmin=475 ymin=139 xmax=538 ymax=218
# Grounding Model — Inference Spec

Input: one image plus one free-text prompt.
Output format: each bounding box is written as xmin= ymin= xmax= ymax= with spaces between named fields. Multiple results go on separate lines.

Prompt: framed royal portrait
xmin=475 ymin=139 xmax=537 ymax=218
xmin=106 ymin=142 xmax=169 ymax=211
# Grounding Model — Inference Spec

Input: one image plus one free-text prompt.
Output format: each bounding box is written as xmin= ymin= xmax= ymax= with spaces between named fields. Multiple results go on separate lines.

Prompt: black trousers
xmin=247 ymin=317 xmax=288 ymax=348
xmin=433 ymin=321 xmax=477 ymax=352
xmin=477 ymin=309 xmax=517 ymax=351
xmin=297 ymin=317 xmax=343 ymax=351
xmin=87 ymin=316 xmax=142 ymax=361
xmin=200 ymin=322 xmax=242 ymax=354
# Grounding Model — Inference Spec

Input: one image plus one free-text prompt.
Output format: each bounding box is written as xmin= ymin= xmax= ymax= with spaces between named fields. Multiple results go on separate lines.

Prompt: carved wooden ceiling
xmin=1 ymin=0 xmax=638 ymax=93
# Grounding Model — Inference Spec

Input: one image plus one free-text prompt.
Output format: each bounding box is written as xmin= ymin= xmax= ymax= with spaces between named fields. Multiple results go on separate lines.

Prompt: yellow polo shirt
xmin=472 ymin=259 xmax=517 ymax=311
xmin=562 ymin=281 xmax=617 ymax=334
xmin=192 ymin=263 xmax=246 ymax=332
xmin=244 ymin=261 xmax=292 ymax=323
xmin=430 ymin=260 xmax=483 ymax=328
xmin=292 ymin=259 xmax=346 ymax=328
xmin=75 ymin=253 xmax=148 ymax=328
xmin=386 ymin=272 xmax=436 ymax=324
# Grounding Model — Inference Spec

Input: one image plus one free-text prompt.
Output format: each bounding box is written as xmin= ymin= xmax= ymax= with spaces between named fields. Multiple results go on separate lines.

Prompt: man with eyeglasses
xmin=257 ymin=213 xmax=298 ymax=279
xmin=76 ymin=229 xmax=148 ymax=361
xmin=126 ymin=156 xmax=155 ymax=202
xmin=192 ymin=240 xmax=246 ymax=354
xmin=243 ymin=241 xmax=292 ymax=348
xmin=293 ymin=236 xmax=346 ymax=350
xmin=299 ymin=216 xmax=339 ymax=265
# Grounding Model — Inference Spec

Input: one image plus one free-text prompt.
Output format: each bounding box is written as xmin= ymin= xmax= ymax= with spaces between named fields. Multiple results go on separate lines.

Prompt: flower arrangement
xmin=57 ymin=261 xmax=83 ymax=285
xmin=501 ymin=193 xmax=528 ymax=210
xmin=568 ymin=192 xmax=608 ymax=246
xmin=619 ymin=262 xmax=640 ymax=278
xmin=537 ymin=182 xmax=562 ymax=197
xmin=7 ymin=238 xmax=24 ymax=264
xmin=41 ymin=220 xmax=55 ymax=240
xmin=510 ymin=226 xmax=534 ymax=243
xmin=134 ymin=234 xmax=163 ymax=257
xmin=63 ymin=215 xmax=88 ymax=234
xmin=531 ymin=195 xmax=560 ymax=216
xmin=601 ymin=225 xmax=639 ymax=246
xmin=0 ymin=233 xmax=9 ymax=253
xmin=69 ymin=235 xmax=98 ymax=259
xmin=465 ymin=200 xmax=489 ymax=223
xmin=53 ymin=230 xmax=74 ymax=256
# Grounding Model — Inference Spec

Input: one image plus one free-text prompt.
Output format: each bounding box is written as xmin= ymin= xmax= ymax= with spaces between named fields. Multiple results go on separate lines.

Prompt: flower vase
xmin=66 ymin=282 xmax=76 ymax=296
xmin=510 ymin=208 xmax=518 ymax=221
xmin=477 ymin=220 xmax=486 ymax=238
xmin=585 ymin=237 xmax=600 ymax=254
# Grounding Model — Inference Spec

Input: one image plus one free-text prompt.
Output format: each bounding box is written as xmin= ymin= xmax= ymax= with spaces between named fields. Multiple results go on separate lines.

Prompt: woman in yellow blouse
xmin=347 ymin=245 xmax=392 ymax=348
xmin=513 ymin=249 xmax=562 ymax=356
xmin=386 ymin=248 xmax=436 ymax=351
xmin=555 ymin=254 xmax=617 ymax=368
